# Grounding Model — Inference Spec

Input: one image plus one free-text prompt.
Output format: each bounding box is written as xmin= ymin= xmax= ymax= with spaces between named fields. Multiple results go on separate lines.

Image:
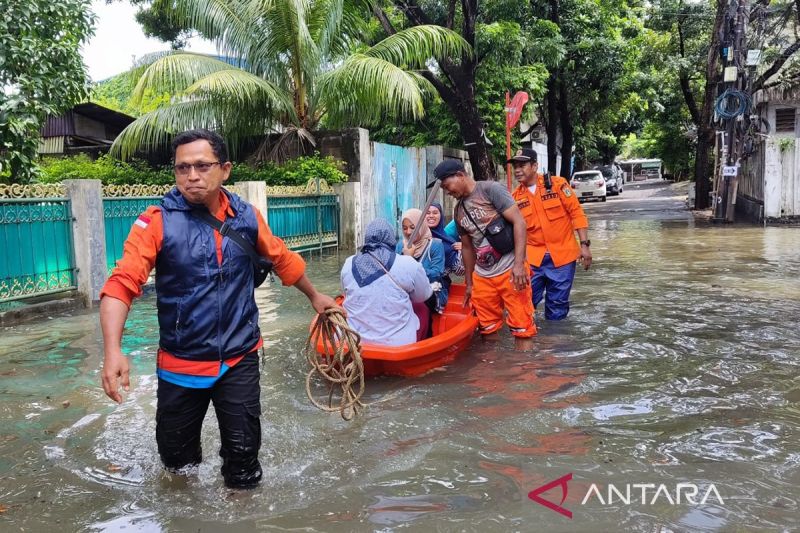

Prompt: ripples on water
xmin=0 ymin=216 xmax=799 ymax=532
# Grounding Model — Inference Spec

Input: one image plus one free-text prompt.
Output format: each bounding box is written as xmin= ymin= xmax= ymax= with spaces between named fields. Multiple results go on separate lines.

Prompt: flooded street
xmin=1 ymin=180 xmax=799 ymax=532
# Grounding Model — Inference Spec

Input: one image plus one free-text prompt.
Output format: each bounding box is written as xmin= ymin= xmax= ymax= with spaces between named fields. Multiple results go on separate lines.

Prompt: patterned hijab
xmin=352 ymin=218 xmax=397 ymax=287
xmin=401 ymin=208 xmax=432 ymax=259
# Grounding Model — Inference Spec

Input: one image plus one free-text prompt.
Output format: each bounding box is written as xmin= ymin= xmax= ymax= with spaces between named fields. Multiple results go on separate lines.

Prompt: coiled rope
xmin=304 ymin=308 xmax=365 ymax=420
xmin=715 ymin=88 xmax=752 ymax=120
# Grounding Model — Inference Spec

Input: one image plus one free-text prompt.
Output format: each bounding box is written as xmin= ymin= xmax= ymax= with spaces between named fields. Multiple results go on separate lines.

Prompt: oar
xmin=406 ymin=179 xmax=442 ymax=246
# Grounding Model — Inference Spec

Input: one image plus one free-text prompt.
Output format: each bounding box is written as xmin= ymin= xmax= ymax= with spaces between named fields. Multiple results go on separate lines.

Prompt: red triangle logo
xmin=528 ymin=473 xmax=573 ymax=519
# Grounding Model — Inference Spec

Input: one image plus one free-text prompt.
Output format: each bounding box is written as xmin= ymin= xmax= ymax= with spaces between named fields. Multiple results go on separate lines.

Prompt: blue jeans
xmin=531 ymin=254 xmax=577 ymax=320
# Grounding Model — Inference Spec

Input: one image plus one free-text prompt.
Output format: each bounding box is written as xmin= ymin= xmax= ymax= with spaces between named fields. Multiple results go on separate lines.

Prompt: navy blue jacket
xmin=155 ymin=188 xmax=261 ymax=361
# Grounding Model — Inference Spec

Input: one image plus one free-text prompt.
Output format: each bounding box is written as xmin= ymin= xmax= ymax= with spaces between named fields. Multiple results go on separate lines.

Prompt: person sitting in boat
xmin=397 ymin=209 xmax=448 ymax=322
xmin=341 ymin=218 xmax=433 ymax=346
xmin=425 ymin=202 xmax=464 ymax=276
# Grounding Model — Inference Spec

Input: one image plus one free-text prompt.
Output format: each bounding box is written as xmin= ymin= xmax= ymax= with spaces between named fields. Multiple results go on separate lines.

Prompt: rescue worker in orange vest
xmin=509 ymin=148 xmax=592 ymax=320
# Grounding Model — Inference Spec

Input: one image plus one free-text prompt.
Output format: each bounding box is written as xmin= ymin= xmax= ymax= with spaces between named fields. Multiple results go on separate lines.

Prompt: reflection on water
xmin=0 ymin=213 xmax=799 ymax=531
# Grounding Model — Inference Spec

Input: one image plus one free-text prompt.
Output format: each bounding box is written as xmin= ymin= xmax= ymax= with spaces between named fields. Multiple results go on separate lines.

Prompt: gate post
xmin=63 ymin=179 xmax=107 ymax=307
xmin=236 ymin=181 xmax=268 ymax=221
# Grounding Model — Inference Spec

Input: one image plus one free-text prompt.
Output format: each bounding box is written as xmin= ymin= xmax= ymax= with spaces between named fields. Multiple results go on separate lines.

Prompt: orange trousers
xmin=471 ymin=269 xmax=537 ymax=338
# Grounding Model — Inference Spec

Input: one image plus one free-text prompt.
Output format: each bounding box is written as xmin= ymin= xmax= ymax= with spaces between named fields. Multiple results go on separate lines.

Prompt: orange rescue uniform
xmin=512 ymin=174 xmax=588 ymax=268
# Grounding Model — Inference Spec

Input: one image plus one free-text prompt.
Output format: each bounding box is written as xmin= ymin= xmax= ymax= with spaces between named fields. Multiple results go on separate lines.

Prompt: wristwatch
xmin=580 ymin=240 xmax=591 ymax=247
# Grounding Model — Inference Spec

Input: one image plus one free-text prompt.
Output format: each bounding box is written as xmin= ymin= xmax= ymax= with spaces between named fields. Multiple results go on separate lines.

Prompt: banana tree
xmin=112 ymin=0 xmax=471 ymax=160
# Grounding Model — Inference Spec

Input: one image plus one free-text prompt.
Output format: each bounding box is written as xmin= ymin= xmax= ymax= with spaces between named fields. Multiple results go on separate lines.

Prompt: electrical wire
xmin=715 ymin=88 xmax=752 ymax=119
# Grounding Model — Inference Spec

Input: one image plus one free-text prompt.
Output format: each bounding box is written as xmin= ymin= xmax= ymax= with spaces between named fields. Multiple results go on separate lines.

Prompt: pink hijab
xmin=401 ymin=208 xmax=432 ymax=259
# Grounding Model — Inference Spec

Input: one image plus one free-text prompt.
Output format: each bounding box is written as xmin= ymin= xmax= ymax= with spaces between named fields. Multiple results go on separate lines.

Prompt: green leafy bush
xmin=36 ymin=153 xmax=348 ymax=186
xmin=38 ymin=154 xmax=174 ymax=185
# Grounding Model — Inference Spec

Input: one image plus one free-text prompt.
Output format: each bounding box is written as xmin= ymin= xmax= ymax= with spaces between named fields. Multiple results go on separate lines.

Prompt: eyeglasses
xmin=173 ymin=161 xmax=221 ymax=176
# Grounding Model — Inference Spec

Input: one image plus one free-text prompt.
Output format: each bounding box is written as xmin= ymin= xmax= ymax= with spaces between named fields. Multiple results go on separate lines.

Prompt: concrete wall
xmin=756 ymin=102 xmax=800 ymax=220
xmin=322 ymin=129 xmax=472 ymax=250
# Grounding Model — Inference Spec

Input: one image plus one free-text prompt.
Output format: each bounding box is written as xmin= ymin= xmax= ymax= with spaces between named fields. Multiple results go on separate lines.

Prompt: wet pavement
xmin=1 ymin=179 xmax=799 ymax=532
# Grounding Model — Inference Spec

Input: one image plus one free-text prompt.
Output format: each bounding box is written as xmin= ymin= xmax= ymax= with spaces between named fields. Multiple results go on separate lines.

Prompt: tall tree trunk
xmin=545 ymin=74 xmax=560 ymax=174
xmin=558 ymin=76 xmax=573 ymax=178
xmin=693 ymin=0 xmax=726 ymax=209
xmin=460 ymin=116 xmax=496 ymax=181
xmin=391 ymin=0 xmax=494 ymax=181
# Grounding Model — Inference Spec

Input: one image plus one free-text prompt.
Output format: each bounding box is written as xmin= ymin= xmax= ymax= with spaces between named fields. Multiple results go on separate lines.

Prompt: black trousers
xmin=155 ymin=352 xmax=262 ymax=488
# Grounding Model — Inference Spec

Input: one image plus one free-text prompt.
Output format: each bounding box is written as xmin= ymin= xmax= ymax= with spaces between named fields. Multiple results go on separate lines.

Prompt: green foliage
xmin=36 ymin=153 xmax=347 ymax=186
xmin=112 ymin=0 xmax=471 ymax=159
xmin=0 ymin=0 xmax=95 ymax=183
xmin=371 ymin=17 xmax=548 ymax=163
xmin=90 ymin=73 xmax=172 ymax=117
xmin=38 ymin=154 xmax=174 ymax=185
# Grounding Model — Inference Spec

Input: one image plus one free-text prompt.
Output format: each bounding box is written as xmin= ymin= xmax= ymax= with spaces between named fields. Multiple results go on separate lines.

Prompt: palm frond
xmin=110 ymin=99 xmax=273 ymax=160
xmin=165 ymin=0 xmax=265 ymax=60
xmin=131 ymin=53 xmax=241 ymax=105
xmin=306 ymin=0 xmax=345 ymax=55
xmin=259 ymin=0 xmax=321 ymax=79
xmin=318 ymin=54 xmax=432 ymax=126
xmin=365 ymin=25 xmax=473 ymax=68
xmin=184 ymin=69 xmax=296 ymax=118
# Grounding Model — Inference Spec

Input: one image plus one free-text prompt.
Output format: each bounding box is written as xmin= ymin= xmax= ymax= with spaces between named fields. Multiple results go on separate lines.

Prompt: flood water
xmin=1 ymin=192 xmax=799 ymax=532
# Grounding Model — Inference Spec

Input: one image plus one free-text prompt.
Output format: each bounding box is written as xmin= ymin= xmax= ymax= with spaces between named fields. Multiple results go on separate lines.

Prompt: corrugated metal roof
xmin=40 ymin=103 xmax=135 ymax=138
xmin=39 ymin=136 xmax=65 ymax=154
xmin=42 ymin=112 xmax=75 ymax=138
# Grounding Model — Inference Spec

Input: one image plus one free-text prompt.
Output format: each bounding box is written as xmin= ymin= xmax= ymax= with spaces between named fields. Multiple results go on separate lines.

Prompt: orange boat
xmin=315 ymin=283 xmax=478 ymax=377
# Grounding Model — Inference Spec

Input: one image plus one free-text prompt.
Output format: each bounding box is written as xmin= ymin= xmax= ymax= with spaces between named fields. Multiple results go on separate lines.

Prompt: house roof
xmin=41 ymin=102 xmax=135 ymax=138
xmin=753 ymin=85 xmax=800 ymax=107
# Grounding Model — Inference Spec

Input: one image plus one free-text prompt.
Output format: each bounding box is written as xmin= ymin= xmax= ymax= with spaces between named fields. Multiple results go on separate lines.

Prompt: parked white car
xmin=571 ymin=170 xmax=607 ymax=202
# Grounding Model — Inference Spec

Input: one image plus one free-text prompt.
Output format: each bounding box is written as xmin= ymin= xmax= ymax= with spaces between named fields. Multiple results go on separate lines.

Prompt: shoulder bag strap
xmin=365 ymin=251 xmax=404 ymax=291
xmin=191 ymin=208 xmax=264 ymax=266
xmin=457 ymin=199 xmax=488 ymax=240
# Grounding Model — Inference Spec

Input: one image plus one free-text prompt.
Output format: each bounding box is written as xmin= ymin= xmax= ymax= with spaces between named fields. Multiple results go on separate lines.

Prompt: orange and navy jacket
xmin=100 ymin=188 xmax=306 ymax=387
xmin=512 ymin=174 xmax=589 ymax=268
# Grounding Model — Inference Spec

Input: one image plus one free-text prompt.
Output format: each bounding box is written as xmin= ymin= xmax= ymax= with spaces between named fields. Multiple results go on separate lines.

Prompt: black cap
xmin=506 ymin=147 xmax=538 ymax=164
xmin=433 ymin=159 xmax=466 ymax=181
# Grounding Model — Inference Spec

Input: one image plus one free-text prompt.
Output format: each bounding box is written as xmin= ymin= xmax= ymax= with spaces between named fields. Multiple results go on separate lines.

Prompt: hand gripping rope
xmin=304 ymin=308 xmax=365 ymax=421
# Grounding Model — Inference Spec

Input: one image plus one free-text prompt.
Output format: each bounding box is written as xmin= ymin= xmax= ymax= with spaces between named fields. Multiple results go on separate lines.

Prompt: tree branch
xmin=370 ymin=2 xmax=397 ymax=35
xmin=461 ymin=0 xmax=476 ymax=45
xmin=677 ymin=15 xmax=701 ymax=125
xmin=752 ymin=40 xmax=800 ymax=91
xmin=447 ymin=0 xmax=456 ymax=29
xmin=393 ymin=0 xmax=431 ymax=26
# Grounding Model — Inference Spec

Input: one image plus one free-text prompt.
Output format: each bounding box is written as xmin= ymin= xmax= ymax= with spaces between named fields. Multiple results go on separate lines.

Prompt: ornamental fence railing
xmin=0 ymin=180 xmax=339 ymax=304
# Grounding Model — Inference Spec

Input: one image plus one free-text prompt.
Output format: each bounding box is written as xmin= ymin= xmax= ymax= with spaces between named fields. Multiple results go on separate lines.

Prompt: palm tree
xmin=111 ymin=0 xmax=471 ymax=160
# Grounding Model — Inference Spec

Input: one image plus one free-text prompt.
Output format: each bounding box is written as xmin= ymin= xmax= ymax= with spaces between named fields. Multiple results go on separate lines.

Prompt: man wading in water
xmin=99 ymin=129 xmax=337 ymax=488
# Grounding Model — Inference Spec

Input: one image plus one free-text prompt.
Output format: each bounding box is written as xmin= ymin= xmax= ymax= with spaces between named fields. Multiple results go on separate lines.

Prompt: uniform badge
xmin=563 ymin=185 xmax=573 ymax=198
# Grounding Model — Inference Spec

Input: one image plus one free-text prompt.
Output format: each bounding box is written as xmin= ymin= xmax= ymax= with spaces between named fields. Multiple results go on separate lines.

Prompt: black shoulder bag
xmin=457 ymin=199 xmax=515 ymax=255
xmin=191 ymin=209 xmax=274 ymax=287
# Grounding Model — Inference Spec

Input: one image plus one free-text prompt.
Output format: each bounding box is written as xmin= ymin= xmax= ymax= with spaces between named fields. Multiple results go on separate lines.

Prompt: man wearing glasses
xmin=98 ymin=129 xmax=337 ymax=489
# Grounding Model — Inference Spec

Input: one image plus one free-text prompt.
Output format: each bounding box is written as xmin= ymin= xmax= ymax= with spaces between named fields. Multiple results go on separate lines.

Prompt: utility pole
xmin=714 ymin=0 xmax=750 ymax=222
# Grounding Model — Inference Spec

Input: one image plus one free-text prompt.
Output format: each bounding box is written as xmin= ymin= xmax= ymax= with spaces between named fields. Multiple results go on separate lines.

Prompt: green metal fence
xmin=103 ymin=197 xmax=161 ymax=272
xmin=101 ymin=194 xmax=339 ymax=273
xmin=267 ymin=195 xmax=339 ymax=253
xmin=0 ymin=199 xmax=76 ymax=303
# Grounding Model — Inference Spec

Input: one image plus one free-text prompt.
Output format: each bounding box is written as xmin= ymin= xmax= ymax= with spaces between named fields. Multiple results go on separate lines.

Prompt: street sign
xmin=722 ymin=165 xmax=738 ymax=177
xmin=746 ymin=49 xmax=762 ymax=66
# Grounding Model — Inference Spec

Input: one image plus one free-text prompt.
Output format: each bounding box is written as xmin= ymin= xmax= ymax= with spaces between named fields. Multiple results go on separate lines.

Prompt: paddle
xmin=405 ymin=179 xmax=442 ymax=247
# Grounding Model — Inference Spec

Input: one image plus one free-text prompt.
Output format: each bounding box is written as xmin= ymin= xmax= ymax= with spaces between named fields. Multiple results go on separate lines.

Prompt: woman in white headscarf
xmin=340 ymin=218 xmax=432 ymax=346
xmin=397 ymin=209 xmax=448 ymax=314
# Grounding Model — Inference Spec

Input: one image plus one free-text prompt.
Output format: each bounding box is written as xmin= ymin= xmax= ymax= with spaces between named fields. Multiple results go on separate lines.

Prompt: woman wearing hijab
xmin=397 ymin=209 xmax=448 ymax=320
xmin=425 ymin=202 xmax=464 ymax=276
xmin=341 ymin=218 xmax=433 ymax=346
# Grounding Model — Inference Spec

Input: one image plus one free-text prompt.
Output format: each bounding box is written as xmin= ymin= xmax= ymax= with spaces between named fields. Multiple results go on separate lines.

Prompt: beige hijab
xmin=401 ymin=208 xmax=432 ymax=259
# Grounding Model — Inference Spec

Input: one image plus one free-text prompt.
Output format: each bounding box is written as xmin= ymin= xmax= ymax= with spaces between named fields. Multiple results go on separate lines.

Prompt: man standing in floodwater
xmin=99 ymin=129 xmax=337 ymax=489
xmin=510 ymin=148 xmax=591 ymax=320
xmin=436 ymin=160 xmax=536 ymax=351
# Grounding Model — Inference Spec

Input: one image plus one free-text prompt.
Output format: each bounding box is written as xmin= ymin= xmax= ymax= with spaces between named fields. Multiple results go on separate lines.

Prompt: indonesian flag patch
xmin=134 ymin=214 xmax=151 ymax=229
